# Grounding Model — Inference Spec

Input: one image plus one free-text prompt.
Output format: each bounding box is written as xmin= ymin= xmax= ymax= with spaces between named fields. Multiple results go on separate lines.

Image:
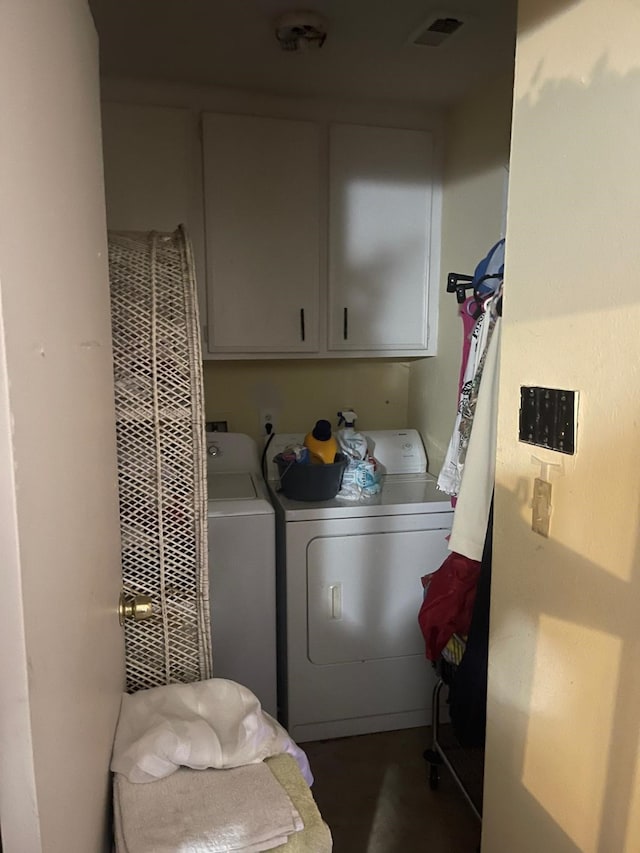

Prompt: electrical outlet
xmin=259 ymin=409 xmax=277 ymax=436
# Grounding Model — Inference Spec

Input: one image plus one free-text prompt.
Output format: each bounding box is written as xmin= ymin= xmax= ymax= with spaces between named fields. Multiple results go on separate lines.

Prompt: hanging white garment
xmin=447 ymin=319 xmax=501 ymax=560
xmin=438 ymin=308 xmax=492 ymax=496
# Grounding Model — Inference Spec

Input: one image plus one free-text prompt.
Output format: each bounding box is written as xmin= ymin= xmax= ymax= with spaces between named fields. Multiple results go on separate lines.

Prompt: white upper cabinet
xmin=328 ymin=123 xmax=434 ymax=352
xmin=100 ymin=100 xmax=441 ymax=359
xmin=202 ymin=113 xmax=321 ymax=353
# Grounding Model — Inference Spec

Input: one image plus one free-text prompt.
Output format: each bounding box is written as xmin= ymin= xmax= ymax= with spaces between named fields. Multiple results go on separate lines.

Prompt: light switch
xmin=532 ymin=477 xmax=552 ymax=537
xmin=519 ymin=387 xmax=577 ymax=455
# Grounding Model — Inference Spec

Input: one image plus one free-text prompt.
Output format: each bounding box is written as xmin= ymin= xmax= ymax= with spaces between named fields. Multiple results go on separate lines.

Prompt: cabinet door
xmin=306 ymin=529 xmax=448 ymax=666
xmin=203 ymin=113 xmax=321 ymax=352
xmin=328 ymin=123 xmax=433 ymax=352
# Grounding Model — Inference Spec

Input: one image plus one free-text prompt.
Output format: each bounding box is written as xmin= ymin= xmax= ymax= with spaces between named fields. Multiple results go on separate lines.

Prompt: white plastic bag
xmin=336 ymin=429 xmax=380 ymax=500
xmin=337 ymin=456 xmax=381 ymax=501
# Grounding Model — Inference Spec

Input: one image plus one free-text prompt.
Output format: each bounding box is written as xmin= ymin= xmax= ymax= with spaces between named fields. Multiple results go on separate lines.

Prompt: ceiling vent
xmin=411 ymin=15 xmax=464 ymax=47
xmin=274 ymin=11 xmax=328 ymax=52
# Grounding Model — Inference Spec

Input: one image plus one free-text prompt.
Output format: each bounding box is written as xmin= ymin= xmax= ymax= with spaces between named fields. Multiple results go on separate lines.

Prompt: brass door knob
xmin=119 ymin=592 xmax=153 ymax=626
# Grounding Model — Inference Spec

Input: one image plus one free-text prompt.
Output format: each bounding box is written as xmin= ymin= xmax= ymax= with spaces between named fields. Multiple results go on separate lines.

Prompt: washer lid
xmin=208 ymin=474 xmax=274 ymax=517
xmin=208 ymin=472 xmax=257 ymax=501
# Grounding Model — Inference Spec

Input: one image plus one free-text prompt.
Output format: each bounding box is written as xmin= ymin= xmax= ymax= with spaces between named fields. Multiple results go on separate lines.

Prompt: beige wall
xmin=483 ymin=1 xmax=640 ymax=851
xmin=203 ymin=359 xmax=411 ymax=442
xmin=0 ymin=1 xmax=125 ymax=850
xmin=408 ymin=73 xmax=513 ymax=472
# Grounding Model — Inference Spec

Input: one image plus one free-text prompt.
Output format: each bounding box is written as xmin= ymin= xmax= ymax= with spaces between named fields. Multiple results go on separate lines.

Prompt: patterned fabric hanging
xmin=108 ymin=227 xmax=212 ymax=692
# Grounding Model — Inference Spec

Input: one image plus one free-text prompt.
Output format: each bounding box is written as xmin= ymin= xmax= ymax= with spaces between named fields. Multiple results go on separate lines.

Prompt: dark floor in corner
xmin=304 ymin=726 xmax=481 ymax=853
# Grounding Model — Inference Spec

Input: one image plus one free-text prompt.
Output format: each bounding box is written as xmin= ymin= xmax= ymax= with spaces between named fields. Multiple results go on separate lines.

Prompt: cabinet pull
xmin=343 ymin=307 xmax=348 ymax=340
xmin=300 ymin=308 xmax=305 ymax=342
xmin=329 ymin=584 xmax=342 ymax=620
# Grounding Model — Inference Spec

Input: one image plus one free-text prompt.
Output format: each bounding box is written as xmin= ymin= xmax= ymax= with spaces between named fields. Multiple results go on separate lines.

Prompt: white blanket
xmin=110 ymin=678 xmax=312 ymax=786
xmin=113 ymin=763 xmax=304 ymax=853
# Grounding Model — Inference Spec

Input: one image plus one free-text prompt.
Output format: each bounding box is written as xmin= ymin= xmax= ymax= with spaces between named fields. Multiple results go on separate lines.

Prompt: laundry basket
xmin=275 ymin=453 xmax=347 ymax=501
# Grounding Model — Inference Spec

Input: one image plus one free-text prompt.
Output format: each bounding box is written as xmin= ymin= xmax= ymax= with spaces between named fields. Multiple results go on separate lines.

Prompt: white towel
xmin=448 ymin=319 xmax=501 ymax=560
xmin=113 ymin=763 xmax=304 ymax=853
xmin=438 ymin=308 xmax=492 ymax=496
xmin=111 ymin=679 xmax=312 ymax=786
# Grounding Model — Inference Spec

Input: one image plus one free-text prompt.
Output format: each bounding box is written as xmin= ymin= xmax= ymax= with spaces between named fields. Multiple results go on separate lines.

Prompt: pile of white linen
xmin=113 ymin=762 xmax=304 ymax=853
xmin=111 ymin=678 xmax=313 ymax=853
xmin=111 ymin=678 xmax=312 ymax=785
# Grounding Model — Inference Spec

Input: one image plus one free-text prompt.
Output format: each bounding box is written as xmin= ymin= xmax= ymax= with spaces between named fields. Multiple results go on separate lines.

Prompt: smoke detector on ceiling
xmin=274 ymin=11 xmax=328 ymax=52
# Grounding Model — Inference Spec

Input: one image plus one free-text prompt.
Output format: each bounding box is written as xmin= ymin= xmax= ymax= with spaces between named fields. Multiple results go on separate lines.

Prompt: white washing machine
xmin=207 ymin=432 xmax=276 ymax=717
xmin=267 ymin=429 xmax=453 ymax=743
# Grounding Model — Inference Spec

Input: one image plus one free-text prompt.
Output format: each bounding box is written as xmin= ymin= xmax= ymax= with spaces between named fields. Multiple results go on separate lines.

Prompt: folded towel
xmin=265 ymin=755 xmax=333 ymax=852
xmin=110 ymin=679 xmax=312 ymax=786
xmin=114 ymin=762 xmax=303 ymax=853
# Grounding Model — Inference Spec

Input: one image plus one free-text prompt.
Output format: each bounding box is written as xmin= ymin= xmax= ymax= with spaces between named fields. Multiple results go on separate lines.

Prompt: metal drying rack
xmin=424 ymin=634 xmax=484 ymax=823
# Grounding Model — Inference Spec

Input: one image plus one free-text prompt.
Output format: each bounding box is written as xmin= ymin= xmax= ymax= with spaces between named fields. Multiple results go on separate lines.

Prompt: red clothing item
xmin=418 ymin=552 xmax=481 ymax=662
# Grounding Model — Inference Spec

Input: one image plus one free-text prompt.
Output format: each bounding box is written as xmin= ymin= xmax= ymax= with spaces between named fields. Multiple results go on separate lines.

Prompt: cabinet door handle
xmin=343 ymin=307 xmax=348 ymax=340
xmin=300 ymin=308 xmax=305 ymax=342
xmin=329 ymin=584 xmax=342 ymax=620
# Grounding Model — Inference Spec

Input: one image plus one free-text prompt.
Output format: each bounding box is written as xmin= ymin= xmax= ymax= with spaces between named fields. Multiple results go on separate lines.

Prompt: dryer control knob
xmin=207 ymin=443 xmax=221 ymax=457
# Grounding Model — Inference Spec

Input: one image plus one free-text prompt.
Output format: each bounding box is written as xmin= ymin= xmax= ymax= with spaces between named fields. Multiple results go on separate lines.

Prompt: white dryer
xmin=267 ymin=429 xmax=453 ymax=743
xmin=207 ymin=432 xmax=276 ymax=717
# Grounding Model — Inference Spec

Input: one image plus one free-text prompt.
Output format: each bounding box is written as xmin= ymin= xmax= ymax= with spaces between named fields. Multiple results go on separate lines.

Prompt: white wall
xmin=0 ymin=2 xmax=125 ymax=850
xmin=408 ymin=72 xmax=513 ymax=472
xmin=483 ymin=2 xmax=640 ymax=851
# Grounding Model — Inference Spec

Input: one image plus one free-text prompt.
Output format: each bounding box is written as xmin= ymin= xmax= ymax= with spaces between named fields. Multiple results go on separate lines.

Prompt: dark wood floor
xmin=303 ymin=726 xmax=482 ymax=853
